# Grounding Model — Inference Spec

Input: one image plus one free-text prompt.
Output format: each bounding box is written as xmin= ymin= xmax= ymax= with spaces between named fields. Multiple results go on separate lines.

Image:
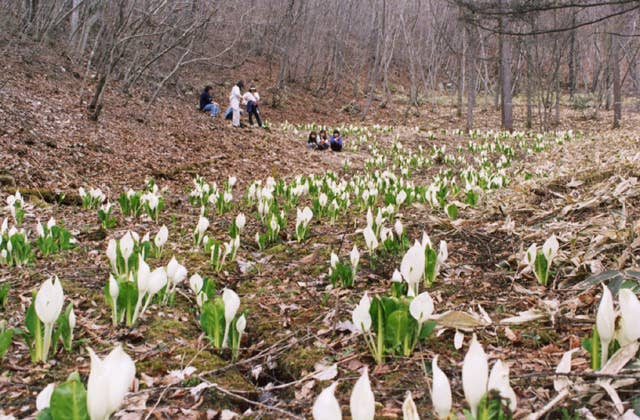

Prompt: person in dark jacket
xmin=330 ymin=129 xmax=343 ymax=152
xmin=307 ymin=131 xmax=318 ymax=149
xmin=199 ymin=85 xmax=219 ymax=117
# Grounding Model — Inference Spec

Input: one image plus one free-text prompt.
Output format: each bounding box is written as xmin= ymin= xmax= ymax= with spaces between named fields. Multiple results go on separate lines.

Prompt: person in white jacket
xmin=229 ymin=80 xmax=244 ymax=127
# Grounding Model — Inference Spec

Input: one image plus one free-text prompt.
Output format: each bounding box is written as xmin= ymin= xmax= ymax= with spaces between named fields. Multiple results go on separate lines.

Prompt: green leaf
xmin=56 ymin=304 xmax=74 ymax=352
xmin=419 ymin=320 xmax=437 ymax=340
xmin=25 ymin=296 xmax=43 ymax=361
xmin=385 ymin=310 xmax=409 ymax=350
xmin=582 ymin=325 xmax=600 ymax=370
xmin=0 ymin=327 xmax=14 ymax=361
xmin=534 ymin=251 xmax=549 ymax=286
xmin=425 ymin=248 xmax=438 ymax=285
xmin=36 ymin=408 xmax=53 ymax=420
xmin=49 ymin=374 xmax=89 ymax=420
xmin=0 ymin=282 xmax=9 ymax=309
xmin=201 ymin=298 xmax=225 ymax=348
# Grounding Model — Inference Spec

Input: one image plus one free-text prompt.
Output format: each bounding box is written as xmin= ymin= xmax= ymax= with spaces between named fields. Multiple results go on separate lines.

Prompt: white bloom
xmin=108 ymin=274 xmax=119 ymax=301
xmin=147 ymin=268 xmax=168 ymax=296
xmin=36 ymin=221 xmax=45 ymax=237
xmin=106 ymin=239 xmax=117 ymax=272
xmin=431 ymin=355 xmax=452 ymax=419
xmin=68 ymin=308 xmax=76 ymax=331
xmin=394 ymin=220 xmax=403 ymax=237
xmin=87 ymin=345 xmax=136 ymax=420
xmin=350 ymin=245 xmax=360 ymax=270
xmin=362 ymin=225 xmax=378 ymax=252
xmin=462 ymin=334 xmax=488 ymax=417
xmin=120 ymin=232 xmax=134 ymax=263
xmin=154 ymin=226 xmax=168 ymax=248
xmin=196 ymin=216 xmax=209 ymax=238
xmin=401 ymin=241 xmax=425 ymax=296
xmin=189 ymin=274 xmax=203 ymax=295
xmin=319 ymin=193 xmax=328 ymax=207
xmin=596 ymin=284 xmax=616 ymax=363
xmin=352 ymin=292 xmax=372 ymax=333
xmin=542 ymin=234 xmax=559 ymax=262
xmin=618 ymin=288 xmax=640 ymax=346
xmin=235 ymin=213 xmax=246 ymax=230
xmin=409 ymin=291 xmax=434 ymax=323
xmin=236 ymin=313 xmax=247 ymax=335
xmin=350 ymin=367 xmax=375 ymax=420
xmin=312 ymin=382 xmax=342 ymax=420
xmin=488 ymin=360 xmax=517 ymax=412
xmin=136 ymin=257 xmax=151 ymax=294
xmin=330 ymin=252 xmax=339 ymax=269
xmin=402 ymin=391 xmax=420 ymax=420
xmin=36 ymin=383 xmax=55 ymax=411
xmin=222 ymin=288 xmax=240 ymax=347
xmin=396 ymin=190 xmax=407 ymax=206
xmin=35 ymin=276 xmax=64 ymax=325
xmin=166 ymin=257 xmax=187 ymax=286
xmin=454 ymin=330 xmax=464 ymax=350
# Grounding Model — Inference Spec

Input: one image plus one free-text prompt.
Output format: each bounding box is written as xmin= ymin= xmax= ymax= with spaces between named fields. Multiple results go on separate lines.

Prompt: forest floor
xmin=1 ymin=44 xmax=640 ymax=419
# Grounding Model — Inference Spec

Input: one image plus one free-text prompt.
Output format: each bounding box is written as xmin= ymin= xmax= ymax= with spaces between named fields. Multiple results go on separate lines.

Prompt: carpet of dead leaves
xmin=1 ymin=44 xmax=640 ymax=419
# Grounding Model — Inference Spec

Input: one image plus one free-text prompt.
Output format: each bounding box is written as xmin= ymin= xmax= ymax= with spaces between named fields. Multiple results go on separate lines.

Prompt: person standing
xmin=229 ymin=80 xmax=244 ymax=128
xmin=199 ymin=85 xmax=219 ymax=117
xmin=242 ymin=86 xmax=263 ymax=127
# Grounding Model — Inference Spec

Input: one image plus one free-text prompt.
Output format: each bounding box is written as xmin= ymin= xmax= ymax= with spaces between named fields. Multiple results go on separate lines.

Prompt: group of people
xmin=198 ymin=80 xmax=262 ymax=128
xmin=307 ymin=129 xmax=343 ymax=152
xmin=199 ymin=81 xmax=346 ymax=153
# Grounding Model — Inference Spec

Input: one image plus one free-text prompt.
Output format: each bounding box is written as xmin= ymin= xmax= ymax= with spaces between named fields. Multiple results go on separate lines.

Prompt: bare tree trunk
xmin=612 ymin=32 xmax=621 ymax=128
xmin=457 ymin=15 xmax=465 ymax=118
xmin=499 ymin=0 xmax=513 ymax=131
xmin=568 ymin=13 xmax=576 ymax=98
xmin=465 ymin=20 xmax=476 ymax=132
xmin=526 ymin=39 xmax=533 ymax=129
xmin=362 ymin=0 xmax=386 ymax=120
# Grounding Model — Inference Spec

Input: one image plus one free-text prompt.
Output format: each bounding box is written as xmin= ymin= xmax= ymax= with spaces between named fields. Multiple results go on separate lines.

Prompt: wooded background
xmin=2 ymin=0 xmax=639 ymax=130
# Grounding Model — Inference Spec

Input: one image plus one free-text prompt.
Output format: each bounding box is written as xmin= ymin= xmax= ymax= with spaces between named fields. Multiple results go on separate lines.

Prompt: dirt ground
xmin=1 ymin=43 xmax=640 ymax=419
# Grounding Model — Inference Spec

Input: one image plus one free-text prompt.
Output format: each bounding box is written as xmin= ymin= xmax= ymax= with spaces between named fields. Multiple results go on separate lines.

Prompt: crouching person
xmin=199 ymin=85 xmax=219 ymax=117
xmin=330 ymin=129 xmax=343 ymax=152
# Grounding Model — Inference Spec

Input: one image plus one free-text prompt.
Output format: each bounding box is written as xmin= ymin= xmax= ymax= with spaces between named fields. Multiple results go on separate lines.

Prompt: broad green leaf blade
xmin=50 ymin=376 xmax=89 ymax=420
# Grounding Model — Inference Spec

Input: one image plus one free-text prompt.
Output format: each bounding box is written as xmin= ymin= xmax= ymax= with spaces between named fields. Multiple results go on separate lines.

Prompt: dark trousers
xmin=246 ymin=101 xmax=263 ymax=127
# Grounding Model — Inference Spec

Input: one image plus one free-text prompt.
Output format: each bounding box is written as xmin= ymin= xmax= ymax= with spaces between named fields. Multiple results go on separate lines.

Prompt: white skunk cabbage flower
xmin=402 ymin=391 xmax=420 ymax=420
xmin=312 ymin=382 xmax=342 ymax=420
xmin=596 ymin=284 xmax=616 ymax=364
xmin=106 ymin=239 xmax=117 ymax=272
xmin=431 ymin=355 xmax=452 ymax=419
xmin=350 ymin=366 xmax=375 ymax=420
xmin=362 ymin=225 xmax=378 ymax=253
xmin=618 ymin=288 xmax=640 ymax=346
xmin=488 ymin=360 xmax=517 ymax=412
xmin=409 ymin=291 xmax=434 ymax=324
xmin=154 ymin=225 xmax=168 ymax=248
xmin=36 ymin=383 xmax=55 ymax=411
xmin=462 ymin=334 xmax=488 ymax=417
xmin=401 ymin=241 xmax=425 ymax=297
xmin=189 ymin=274 xmax=203 ymax=295
xmin=352 ymin=292 xmax=372 ymax=333
xmin=87 ymin=344 xmax=136 ymax=420
xmin=350 ymin=245 xmax=360 ymax=271
xmin=222 ymin=288 xmax=240 ymax=348
xmin=235 ymin=213 xmax=246 ymax=230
